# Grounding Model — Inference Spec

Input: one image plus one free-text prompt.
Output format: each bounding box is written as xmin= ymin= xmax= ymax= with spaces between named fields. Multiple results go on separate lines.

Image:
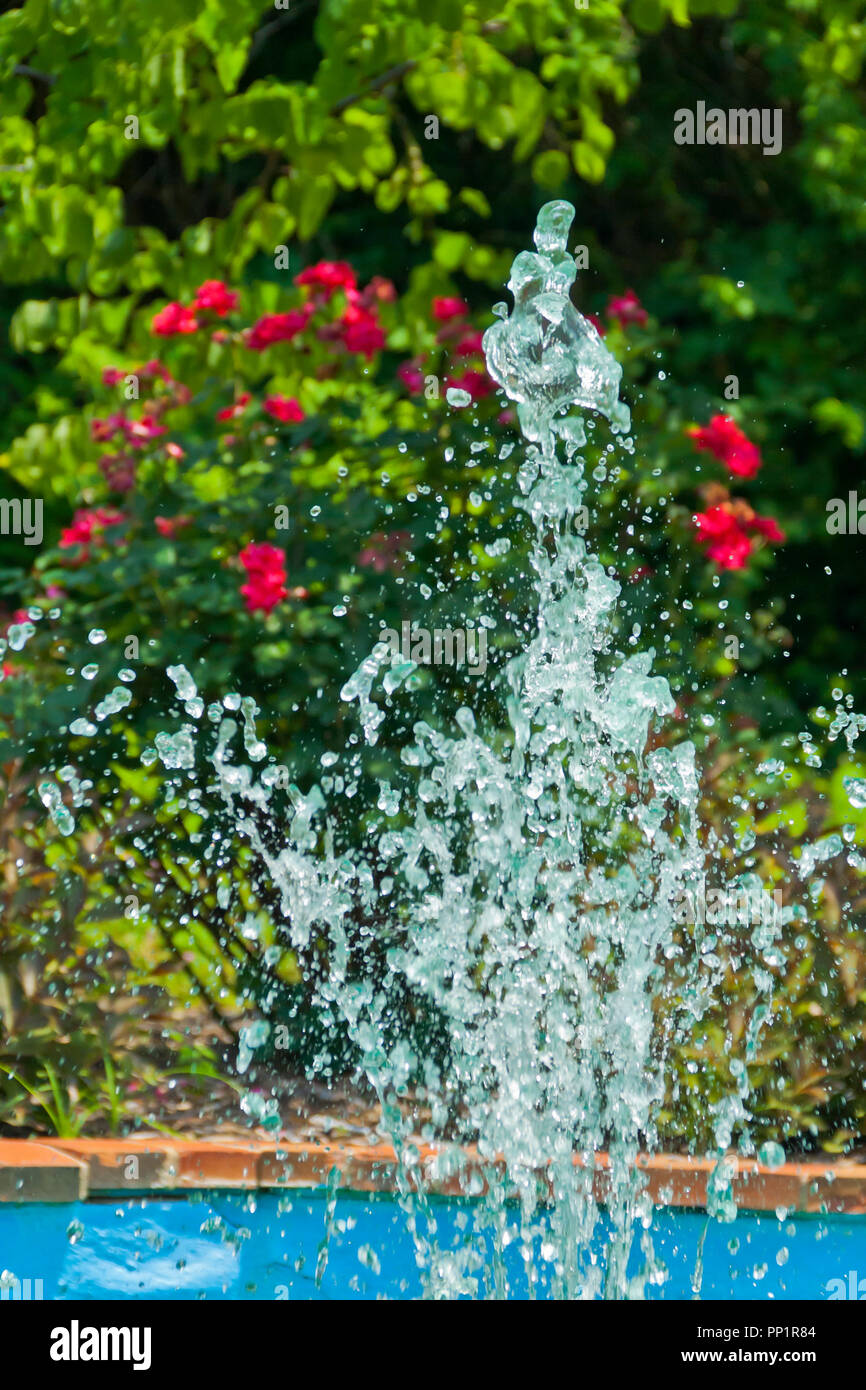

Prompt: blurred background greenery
xmin=1 ymin=0 xmax=865 ymax=1150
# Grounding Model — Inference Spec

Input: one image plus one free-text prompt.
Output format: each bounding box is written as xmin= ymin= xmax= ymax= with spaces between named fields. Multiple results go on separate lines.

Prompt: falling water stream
xmin=33 ymin=200 xmax=854 ymax=1299
xmin=163 ymin=201 xmax=788 ymax=1298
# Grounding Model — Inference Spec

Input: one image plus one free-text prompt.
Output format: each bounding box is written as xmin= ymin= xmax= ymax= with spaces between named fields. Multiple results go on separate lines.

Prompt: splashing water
xmin=170 ymin=200 xmax=784 ymax=1298
xmin=41 ymin=200 xmax=830 ymax=1298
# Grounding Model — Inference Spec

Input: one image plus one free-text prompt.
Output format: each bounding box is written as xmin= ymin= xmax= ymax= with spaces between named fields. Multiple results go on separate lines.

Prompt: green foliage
xmin=1 ymin=0 xmax=866 ymax=1146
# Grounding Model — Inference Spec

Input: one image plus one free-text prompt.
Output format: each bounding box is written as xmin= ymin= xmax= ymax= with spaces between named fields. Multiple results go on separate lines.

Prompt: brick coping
xmin=1 ymin=1137 xmax=865 ymax=1212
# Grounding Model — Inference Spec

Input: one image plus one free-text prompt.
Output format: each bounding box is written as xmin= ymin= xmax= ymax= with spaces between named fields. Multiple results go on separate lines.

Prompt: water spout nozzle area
xmin=482 ymin=199 xmax=630 ymax=445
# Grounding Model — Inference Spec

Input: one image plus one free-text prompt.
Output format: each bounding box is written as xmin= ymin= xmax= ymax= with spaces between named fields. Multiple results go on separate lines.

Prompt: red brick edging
xmin=0 ymin=1137 xmax=864 ymax=1212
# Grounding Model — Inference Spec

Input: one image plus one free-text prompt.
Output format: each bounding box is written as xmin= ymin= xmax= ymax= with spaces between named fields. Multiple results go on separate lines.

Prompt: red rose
xmin=151 ymin=302 xmax=199 ymax=336
xmin=397 ymin=360 xmax=426 ymax=394
xmin=125 ymin=414 xmax=167 ymax=447
xmin=246 ymin=310 xmax=310 ymax=352
xmin=340 ymin=313 xmax=386 ymax=357
xmin=263 ymin=395 xmax=305 ymax=423
xmin=295 ymin=261 xmax=358 ymax=297
xmin=687 ymin=414 xmax=762 ymax=480
xmin=445 ymin=368 xmax=495 ymax=401
xmin=238 ymin=542 xmax=289 ymax=615
xmin=59 ymin=507 xmax=126 ymax=556
xmin=693 ymin=501 xmax=784 ymax=571
xmin=605 ymin=289 xmax=648 ymax=328
xmin=155 ymin=514 xmax=192 ymax=538
xmin=453 ymin=329 xmax=485 ymax=357
xmin=433 ymin=296 xmax=469 ymax=323
xmin=216 ymin=392 xmax=252 ymax=422
xmin=193 ymin=280 xmax=238 ymax=317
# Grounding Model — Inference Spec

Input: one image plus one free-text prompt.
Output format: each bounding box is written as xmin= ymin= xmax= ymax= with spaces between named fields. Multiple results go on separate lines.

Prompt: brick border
xmin=0 ymin=1138 xmax=864 ymax=1212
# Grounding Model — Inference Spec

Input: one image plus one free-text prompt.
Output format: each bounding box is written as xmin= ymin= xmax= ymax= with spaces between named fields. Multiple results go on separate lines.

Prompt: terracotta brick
xmin=258 ymin=1141 xmax=399 ymax=1192
xmin=0 ymin=1141 xmax=87 ymax=1202
xmin=0 ymin=1137 xmax=864 ymax=1213
xmin=50 ymin=1137 xmax=179 ymax=1190
xmin=795 ymin=1163 xmax=866 ymax=1216
xmin=176 ymin=1141 xmax=263 ymax=1188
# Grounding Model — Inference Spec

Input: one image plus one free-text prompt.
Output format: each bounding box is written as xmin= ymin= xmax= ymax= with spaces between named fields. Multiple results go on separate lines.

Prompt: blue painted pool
xmin=0 ymin=1192 xmax=863 ymax=1299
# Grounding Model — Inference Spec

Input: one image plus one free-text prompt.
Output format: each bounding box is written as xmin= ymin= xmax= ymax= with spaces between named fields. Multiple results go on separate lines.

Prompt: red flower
xmin=687 ymin=414 xmax=762 ymax=480
xmin=586 ymin=313 xmax=606 ymax=337
xmin=140 ymin=359 xmax=172 ymax=382
xmin=433 ymin=296 xmax=469 ymax=323
xmin=361 ymin=276 xmax=397 ymax=305
xmin=126 ymin=414 xmax=167 ymax=447
xmin=165 ymin=441 xmax=186 ymax=459
xmin=397 ymin=359 xmax=426 ymax=394
xmin=59 ymin=507 xmax=126 ymax=555
xmin=216 ymin=392 xmax=252 ymax=422
xmin=263 ymin=395 xmax=305 ymax=424
xmin=238 ymin=542 xmax=289 ymax=615
xmin=98 ymin=454 xmax=137 ymax=492
xmin=246 ymin=310 xmax=310 ymax=352
xmin=193 ymin=280 xmax=238 ymax=317
xmin=151 ymin=301 xmax=199 ymax=336
xmin=453 ymin=329 xmax=485 ymax=357
xmin=693 ymin=501 xmax=784 ymax=571
xmin=445 ymin=368 xmax=495 ymax=401
xmin=90 ymin=412 xmax=127 ymax=442
xmin=694 ymin=506 xmax=753 ymax=570
xmin=102 ymin=367 xmax=125 ymax=386
xmin=749 ymin=513 xmax=785 ymax=543
xmin=295 ymin=261 xmax=357 ymax=297
xmin=155 ymin=514 xmax=192 ymax=538
xmin=606 ymin=289 xmax=648 ymax=328
xmin=340 ymin=312 xmax=386 ymax=357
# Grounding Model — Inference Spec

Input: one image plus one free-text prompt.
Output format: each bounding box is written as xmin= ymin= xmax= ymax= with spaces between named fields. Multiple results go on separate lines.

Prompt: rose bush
xmin=3 ymin=256 xmax=866 ymax=1154
xmin=1 ymin=254 xmax=841 ymax=1139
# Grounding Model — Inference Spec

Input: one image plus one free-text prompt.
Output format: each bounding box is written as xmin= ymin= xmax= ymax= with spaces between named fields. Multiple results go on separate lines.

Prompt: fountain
xmin=144 ymin=200 xmax=785 ymax=1298
xmin=22 ymin=200 xmax=840 ymax=1300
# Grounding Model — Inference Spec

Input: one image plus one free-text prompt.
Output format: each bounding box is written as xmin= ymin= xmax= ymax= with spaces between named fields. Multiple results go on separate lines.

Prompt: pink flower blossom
xmin=295 ymin=261 xmax=357 ymax=297
xmin=749 ymin=513 xmax=785 ymax=543
xmin=263 ymin=395 xmax=305 ymax=423
xmin=238 ymin=542 xmax=289 ymax=615
xmin=693 ymin=506 xmax=754 ymax=570
xmin=193 ymin=280 xmax=238 ymax=317
xmin=445 ymin=368 xmax=495 ymax=401
xmin=151 ymin=301 xmax=199 ymax=336
xmin=687 ymin=414 xmax=762 ymax=480
xmin=216 ymin=392 xmax=252 ymax=422
xmin=433 ymin=296 xmax=469 ymax=323
xmin=140 ymin=359 xmax=172 ymax=382
xmin=59 ymin=507 xmax=126 ymax=556
xmin=98 ymin=454 xmax=137 ymax=492
xmin=397 ymin=359 xmax=426 ymax=393
xmin=692 ymin=500 xmax=784 ymax=571
xmin=246 ymin=310 xmax=311 ymax=352
xmin=155 ymin=514 xmax=192 ymax=538
xmin=605 ymin=289 xmax=648 ymax=328
xmin=453 ymin=329 xmax=485 ymax=357
xmin=340 ymin=312 xmax=386 ymax=357
xmin=361 ymin=276 xmax=397 ymax=305
xmin=126 ymin=414 xmax=167 ymax=447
